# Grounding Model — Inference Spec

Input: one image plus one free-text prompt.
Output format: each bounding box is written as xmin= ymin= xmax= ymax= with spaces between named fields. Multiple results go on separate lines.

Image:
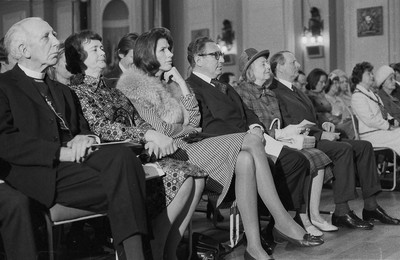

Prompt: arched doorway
xmin=102 ymin=0 xmax=129 ymax=67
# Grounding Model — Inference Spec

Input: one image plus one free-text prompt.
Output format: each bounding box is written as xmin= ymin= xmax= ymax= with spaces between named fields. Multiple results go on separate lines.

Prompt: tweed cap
xmin=238 ymin=48 xmax=270 ymax=77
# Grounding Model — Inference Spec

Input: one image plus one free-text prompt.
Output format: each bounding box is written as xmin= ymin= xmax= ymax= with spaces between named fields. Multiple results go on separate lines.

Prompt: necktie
xmin=211 ymin=79 xmax=227 ymax=94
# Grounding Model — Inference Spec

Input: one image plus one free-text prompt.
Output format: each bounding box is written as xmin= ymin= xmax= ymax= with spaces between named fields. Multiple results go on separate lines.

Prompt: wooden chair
xmin=43 ymin=204 xmax=108 ymax=260
xmin=350 ymin=113 xmax=398 ymax=191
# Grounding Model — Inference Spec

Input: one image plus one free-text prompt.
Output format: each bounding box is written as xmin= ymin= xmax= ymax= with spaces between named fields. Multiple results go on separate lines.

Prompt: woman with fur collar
xmin=65 ymin=30 xmax=208 ymax=260
xmin=118 ymin=28 xmax=322 ymax=260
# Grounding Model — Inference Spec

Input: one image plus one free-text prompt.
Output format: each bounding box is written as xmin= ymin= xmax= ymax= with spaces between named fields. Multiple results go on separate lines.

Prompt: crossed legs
xmin=235 ymin=134 xmax=306 ymax=259
xmin=151 ymin=177 xmax=205 ymax=260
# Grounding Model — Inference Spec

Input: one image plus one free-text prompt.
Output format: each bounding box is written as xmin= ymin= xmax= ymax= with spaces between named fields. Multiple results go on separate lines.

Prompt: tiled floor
xmin=24 ymin=184 xmax=400 ymax=260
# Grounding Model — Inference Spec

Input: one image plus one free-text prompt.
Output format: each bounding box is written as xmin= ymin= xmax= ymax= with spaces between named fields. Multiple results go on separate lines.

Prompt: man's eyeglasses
xmin=198 ymin=51 xmax=224 ymax=60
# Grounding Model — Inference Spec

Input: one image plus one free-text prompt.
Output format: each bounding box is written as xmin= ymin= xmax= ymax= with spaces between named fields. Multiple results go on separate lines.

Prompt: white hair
xmin=4 ymin=17 xmax=44 ymax=61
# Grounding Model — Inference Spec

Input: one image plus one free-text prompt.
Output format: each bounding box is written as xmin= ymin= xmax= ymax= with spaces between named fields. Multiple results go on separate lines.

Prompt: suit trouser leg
xmin=316 ymin=140 xmax=358 ymax=204
xmin=275 ymin=147 xmax=310 ymax=211
xmin=342 ymin=139 xmax=381 ymax=198
xmin=0 ymin=184 xmax=37 ymax=260
xmin=55 ymin=146 xmax=148 ymax=246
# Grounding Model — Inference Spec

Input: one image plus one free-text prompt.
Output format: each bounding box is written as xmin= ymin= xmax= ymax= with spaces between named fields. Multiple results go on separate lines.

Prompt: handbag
xmin=269 ymin=118 xmax=315 ymax=150
xmin=191 ymin=232 xmax=220 ymax=260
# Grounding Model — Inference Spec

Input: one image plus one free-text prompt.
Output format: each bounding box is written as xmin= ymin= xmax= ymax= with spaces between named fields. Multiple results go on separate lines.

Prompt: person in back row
xmin=351 ymin=62 xmax=400 ymax=155
xmin=117 ymin=27 xmax=322 ymax=260
xmin=269 ymin=50 xmax=400 ymax=230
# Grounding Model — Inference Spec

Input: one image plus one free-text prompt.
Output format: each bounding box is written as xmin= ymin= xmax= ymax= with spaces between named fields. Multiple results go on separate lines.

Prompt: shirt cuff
xmin=249 ymin=124 xmax=264 ymax=132
xmin=87 ymin=135 xmax=101 ymax=144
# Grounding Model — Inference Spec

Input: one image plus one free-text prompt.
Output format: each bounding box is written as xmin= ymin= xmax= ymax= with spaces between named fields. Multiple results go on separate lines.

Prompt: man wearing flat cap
xmin=185 ymin=37 xmax=313 ymax=249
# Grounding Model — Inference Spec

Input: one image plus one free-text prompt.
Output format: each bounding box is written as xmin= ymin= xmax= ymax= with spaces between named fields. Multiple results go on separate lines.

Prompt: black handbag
xmin=191 ymin=232 xmax=220 ymax=260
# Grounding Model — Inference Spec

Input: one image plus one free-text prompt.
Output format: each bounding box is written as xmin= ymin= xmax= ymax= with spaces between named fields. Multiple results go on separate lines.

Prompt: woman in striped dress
xmin=117 ymin=27 xmax=323 ymax=260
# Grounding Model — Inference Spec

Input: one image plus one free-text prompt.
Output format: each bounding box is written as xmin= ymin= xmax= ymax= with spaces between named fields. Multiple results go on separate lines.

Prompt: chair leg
xmin=187 ymin=220 xmax=193 ymax=260
xmin=382 ymin=149 xmax=398 ymax=191
xmin=44 ymin=213 xmax=55 ymax=260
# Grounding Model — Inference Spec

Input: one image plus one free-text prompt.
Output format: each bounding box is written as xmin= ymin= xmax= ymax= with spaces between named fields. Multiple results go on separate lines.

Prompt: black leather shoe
xmin=363 ymin=206 xmax=400 ymax=225
xmin=272 ymin=227 xmax=324 ymax=247
xmin=332 ymin=210 xmax=374 ymax=230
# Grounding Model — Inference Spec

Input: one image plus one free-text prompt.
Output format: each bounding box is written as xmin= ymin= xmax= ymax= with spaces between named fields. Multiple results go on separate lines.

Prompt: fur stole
xmin=116 ymin=67 xmax=189 ymax=125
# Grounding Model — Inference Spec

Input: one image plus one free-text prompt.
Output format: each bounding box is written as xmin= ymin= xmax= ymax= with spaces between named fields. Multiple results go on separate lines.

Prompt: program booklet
xmin=91 ymin=139 xmax=143 ymax=148
xmin=143 ymin=162 xmax=166 ymax=180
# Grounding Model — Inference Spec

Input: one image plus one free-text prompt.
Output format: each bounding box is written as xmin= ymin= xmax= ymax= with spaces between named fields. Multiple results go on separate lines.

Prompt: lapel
xmin=272 ymin=78 xmax=313 ymax=112
xmin=47 ymin=78 xmax=66 ymax=118
xmin=12 ymin=66 xmax=50 ymax=110
xmin=190 ymin=73 xmax=244 ymax=115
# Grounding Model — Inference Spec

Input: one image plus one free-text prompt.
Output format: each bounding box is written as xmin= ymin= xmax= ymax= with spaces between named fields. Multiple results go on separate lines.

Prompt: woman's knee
xmin=235 ymin=151 xmax=254 ymax=176
xmin=242 ymin=133 xmax=264 ymax=150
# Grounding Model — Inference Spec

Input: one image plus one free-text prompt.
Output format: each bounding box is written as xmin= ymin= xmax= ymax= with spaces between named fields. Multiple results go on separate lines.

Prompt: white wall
xmin=343 ymin=0 xmax=389 ymax=74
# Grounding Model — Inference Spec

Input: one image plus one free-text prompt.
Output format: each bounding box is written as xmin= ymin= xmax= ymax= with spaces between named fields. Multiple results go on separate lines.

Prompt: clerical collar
xmin=18 ymin=64 xmax=45 ymax=80
xmin=193 ymin=71 xmax=213 ymax=85
xmin=277 ymin=77 xmax=293 ymax=91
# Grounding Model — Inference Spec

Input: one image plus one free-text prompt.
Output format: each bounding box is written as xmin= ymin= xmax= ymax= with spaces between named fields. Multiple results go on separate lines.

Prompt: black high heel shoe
xmin=206 ymin=200 xmax=224 ymax=222
xmin=272 ymin=227 xmax=324 ymax=247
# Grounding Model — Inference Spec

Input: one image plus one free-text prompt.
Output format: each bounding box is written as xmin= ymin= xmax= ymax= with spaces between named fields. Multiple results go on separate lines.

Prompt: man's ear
xmin=194 ymin=55 xmax=203 ymax=67
xmin=18 ymin=43 xmax=30 ymax=59
xmin=118 ymin=52 xmax=124 ymax=60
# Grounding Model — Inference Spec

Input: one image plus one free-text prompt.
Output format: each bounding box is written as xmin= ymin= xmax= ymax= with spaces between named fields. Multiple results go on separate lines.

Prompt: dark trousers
xmin=54 ymin=145 xmax=148 ymax=246
xmin=0 ymin=184 xmax=37 ymax=260
xmin=274 ymin=147 xmax=310 ymax=212
xmin=316 ymin=139 xmax=381 ymax=204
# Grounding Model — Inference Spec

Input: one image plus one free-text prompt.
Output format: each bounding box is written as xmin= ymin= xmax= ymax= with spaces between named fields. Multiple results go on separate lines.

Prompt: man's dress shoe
xmin=363 ymin=206 xmax=400 ymax=225
xmin=332 ymin=210 xmax=374 ymax=230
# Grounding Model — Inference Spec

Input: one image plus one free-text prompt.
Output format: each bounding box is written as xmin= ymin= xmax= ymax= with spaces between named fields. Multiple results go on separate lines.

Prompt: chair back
xmin=349 ymin=113 xmax=360 ymax=140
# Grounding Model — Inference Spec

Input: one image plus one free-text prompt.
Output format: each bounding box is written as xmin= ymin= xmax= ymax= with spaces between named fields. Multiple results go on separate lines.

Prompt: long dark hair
xmin=133 ymin=27 xmax=173 ymax=76
xmin=306 ymin=68 xmax=328 ymax=90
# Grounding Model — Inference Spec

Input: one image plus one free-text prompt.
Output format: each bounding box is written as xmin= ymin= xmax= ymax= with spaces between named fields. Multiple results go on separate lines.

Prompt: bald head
xmin=4 ymin=17 xmax=59 ymax=71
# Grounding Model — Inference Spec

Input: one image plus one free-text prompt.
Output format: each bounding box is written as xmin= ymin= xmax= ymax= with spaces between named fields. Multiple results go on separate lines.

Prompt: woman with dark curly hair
xmin=65 ymin=30 xmax=207 ymax=259
xmin=351 ymin=62 xmax=400 ymax=154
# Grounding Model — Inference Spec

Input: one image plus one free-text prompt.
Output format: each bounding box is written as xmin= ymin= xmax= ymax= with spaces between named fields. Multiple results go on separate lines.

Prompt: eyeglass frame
xmin=198 ymin=51 xmax=224 ymax=60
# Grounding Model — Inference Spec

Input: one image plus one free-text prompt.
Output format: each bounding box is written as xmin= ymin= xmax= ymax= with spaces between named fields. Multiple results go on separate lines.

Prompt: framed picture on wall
xmin=357 ymin=6 xmax=383 ymax=37
xmin=191 ymin=28 xmax=209 ymax=41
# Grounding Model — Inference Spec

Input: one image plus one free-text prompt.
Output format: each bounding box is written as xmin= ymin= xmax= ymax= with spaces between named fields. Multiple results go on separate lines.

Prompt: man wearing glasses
xmin=186 ymin=37 xmax=312 ymax=253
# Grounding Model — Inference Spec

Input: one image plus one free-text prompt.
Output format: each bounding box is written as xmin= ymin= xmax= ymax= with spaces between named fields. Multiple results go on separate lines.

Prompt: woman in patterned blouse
xmin=65 ymin=30 xmax=207 ymax=259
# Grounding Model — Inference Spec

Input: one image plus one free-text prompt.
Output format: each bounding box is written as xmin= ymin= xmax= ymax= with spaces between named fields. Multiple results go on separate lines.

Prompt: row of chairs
xmin=43 ymin=115 xmax=397 ymax=259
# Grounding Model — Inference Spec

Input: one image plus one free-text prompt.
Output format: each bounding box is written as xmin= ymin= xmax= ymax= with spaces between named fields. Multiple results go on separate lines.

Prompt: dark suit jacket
xmin=269 ymin=78 xmax=323 ymax=140
xmin=186 ymin=73 xmax=263 ymax=135
xmin=104 ymin=65 xmax=123 ymax=88
xmin=0 ymin=65 xmax=92 ymax=206
xmin=104 ymin=64 xmax=123 ymax=79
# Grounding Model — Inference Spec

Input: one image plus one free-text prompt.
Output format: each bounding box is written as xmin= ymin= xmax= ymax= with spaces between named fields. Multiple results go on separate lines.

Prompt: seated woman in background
xmin=235 ymin=48 xmax=337 ymax=237
xmin=117 ymin=27 xmax=323 ymax=260
xmin=331 ymin=69 xmax=353 ymax=109
xmin=376 ymin=65 xmax=400 ymax=122
xmin=65 ymin=30 xmax=207 ymax=260
xmin=306 ymin=68 xmax=352 ymax=138
xmin=46 ymin=42 xmax=72 ymax=85
xmin=351 ymin=62 xmax=400 ymax=155
xmin=324 ymin=72 xmax=354 ymax=139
